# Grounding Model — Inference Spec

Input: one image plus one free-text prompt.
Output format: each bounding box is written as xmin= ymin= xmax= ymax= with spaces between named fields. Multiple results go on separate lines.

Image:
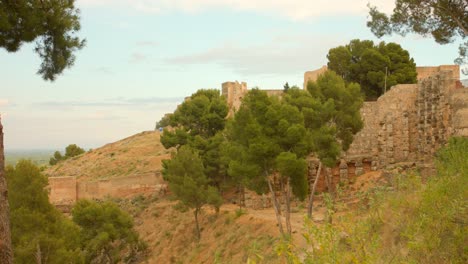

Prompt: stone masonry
xmin=223 ymin=65 xmax=467 ymax=193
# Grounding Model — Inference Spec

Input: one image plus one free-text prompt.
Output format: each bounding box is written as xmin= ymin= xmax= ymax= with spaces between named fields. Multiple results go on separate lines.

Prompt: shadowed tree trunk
xmin=0 ymin=118 xmax=13 ymax=263
xmin=283 ymin=178 xmax=292 ymax=235
xmin=307 ymin=162 xmax=322 ymax=219
xmin=194 ymin=208 xmax=201 ymax=241
xmin=267 ymin=177 xmax=284 ymax=235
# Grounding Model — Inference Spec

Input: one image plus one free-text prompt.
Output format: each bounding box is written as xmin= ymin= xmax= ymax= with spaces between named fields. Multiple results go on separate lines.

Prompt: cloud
xmin=136 ymin=41 xmax=159 ymax=47
xmin=95 ymin=66 xmax=113 ymax=74
xmin=86 ymin=111 xmax=124 ymax=120
xmin=165 ymin=34 xmax=343 ymax=75
xmin=77 ymin=0 xmax=395 ymax=20
xmin=129 ymin=52 xmax=149 ymax=63
xmin=35 ymin=97 xmax=184 ymax=108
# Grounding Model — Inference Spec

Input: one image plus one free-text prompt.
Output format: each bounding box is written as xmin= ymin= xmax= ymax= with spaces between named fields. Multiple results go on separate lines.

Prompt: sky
xmin=0 ymin=0 xmax=465 ymax=150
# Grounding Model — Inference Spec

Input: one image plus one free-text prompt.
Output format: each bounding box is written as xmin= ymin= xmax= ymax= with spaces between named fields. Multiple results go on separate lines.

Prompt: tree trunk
xmin=194 ymin=208 xmax=201 ymax=241
xmin=267 ymin=177 xmax=284 ymax=235
xmin=283 ymin=178 xmax=292 ymax=236
xmin=35 ymin=243 xmax=42 ymax=264
xmin=325 ymin=167 xmax=332 ymax=192
xmin=0 ymin=118 xmax=13 ymax=264
xmin=237 ymin=184 xmax=245 ymax=209
xmin=307 ymin=162 xmax=322 ymax=219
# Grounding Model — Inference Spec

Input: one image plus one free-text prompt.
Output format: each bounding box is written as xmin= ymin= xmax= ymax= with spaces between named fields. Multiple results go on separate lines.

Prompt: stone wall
xmin=48 ymin=172 xmax=166 ymax=206
xmin=416 ymin=65 xmax=460 ymax=81
xmin=222 ymin=81 xmax=247 ymax=116
xmin=303 ymin=65 xmax=328 ymax=89
xmin=343 ymin=67 xmax=464 ymax=169
xmin=48 ymin=176 xmax=77 ymax=206
xmin=222 ymin=65 xmax=465 ymax=200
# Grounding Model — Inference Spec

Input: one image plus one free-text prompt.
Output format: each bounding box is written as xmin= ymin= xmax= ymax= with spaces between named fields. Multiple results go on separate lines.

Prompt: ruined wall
xmin=77 ymin=172 xmax=165 ymax=200
xmin=48 ymin=176 xmax=77 ymax=206
xmin=451 ymin=88 xmax=468 ymax=137
xmin=303 ymin=65 xmax=328 ymax=89
xmin=48 ymin=172 xmax=165 ymax=206
xmin=344 ymin=68 xmax=463 ymax=170
xmin=416 ymin=65 xmax=460 ymax=81
xmin=222 ymin=81 xmax=247 ymax=116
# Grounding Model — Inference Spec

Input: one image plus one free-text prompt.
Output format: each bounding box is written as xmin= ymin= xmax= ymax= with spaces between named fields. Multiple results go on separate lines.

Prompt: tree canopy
xmin=160 ymin=89 xmax=229 ymax=188
xmin=163 ymin=146 xmax=222 ymax=240
xmin=72 ymin=199 xmax=147 ymax=263
xmin=367 ymin=0 xmax=467 ymax=68
xmin=327 ymin=39 xmax=417 ymax=99
xmin=0 ymin=0 xmax=85 ymax=80
xmin=49 ymin=144 xmax=85 ymax=165
xmin=6 ymin=160 xmax=83 ymax=263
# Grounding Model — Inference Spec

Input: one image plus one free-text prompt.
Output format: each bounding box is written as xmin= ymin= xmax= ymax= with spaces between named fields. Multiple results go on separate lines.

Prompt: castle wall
xmin=303 ymin=65 xmax=328 ymax=89
xmin=48 ymin=176 xmax=77 ymax=206
xmin=48 ymin=172 xmax=165 ymax=207
xmin=222 ymin=81 xmax=247 ymax=116
xmin=416 ymin=65 xmax=460 ymax=81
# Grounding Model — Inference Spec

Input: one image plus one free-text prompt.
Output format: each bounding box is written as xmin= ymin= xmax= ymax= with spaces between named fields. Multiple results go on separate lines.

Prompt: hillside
xmin=45 ymin=131 xmax=171 ymax=181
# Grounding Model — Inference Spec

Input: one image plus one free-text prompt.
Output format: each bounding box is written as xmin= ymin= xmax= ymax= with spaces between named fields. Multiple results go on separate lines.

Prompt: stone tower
xmin=303 ymin=65 xmax=328 ymax=89
xmin=222 ymin=81 xmax=248 ymax=116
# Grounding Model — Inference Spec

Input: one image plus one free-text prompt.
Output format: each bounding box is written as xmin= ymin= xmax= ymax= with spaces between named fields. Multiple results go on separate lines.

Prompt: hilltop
xmin=44 ymin=131 xmax=171 ymax=181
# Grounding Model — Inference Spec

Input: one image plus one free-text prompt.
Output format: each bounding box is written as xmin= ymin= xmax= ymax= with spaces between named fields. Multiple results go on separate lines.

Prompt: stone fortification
xmin=303 ymin=65 xmax=328 ymax=89
xmin=222 ymin=81 xmax=247 ymax=116
xmin=416 ymin=65 xmax=460 ymax=81
xmin=319 ymin=65 xmax=467 ymax=191
xmin=49 ymin=65 xmax=465 ymax=209
xmin=223 ymin=65 xmax=466 ymax=194
xmin=48 ymin=172 xmax=166 ymax=209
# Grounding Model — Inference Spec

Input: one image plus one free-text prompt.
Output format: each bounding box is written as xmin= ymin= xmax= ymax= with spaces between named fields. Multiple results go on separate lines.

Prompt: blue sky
xmin=0 ymin=0 xmax=464 ymax=150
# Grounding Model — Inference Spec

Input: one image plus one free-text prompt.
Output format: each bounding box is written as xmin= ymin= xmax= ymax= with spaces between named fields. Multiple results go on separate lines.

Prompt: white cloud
xmin=166 ymin=34 xmax=344 ymax=75
xmin=77 ymin=0 xmax=395 ymax=20
xmin=136 ymin=41 xmax=159 ymax=47
xmin=129 ymin=52 xmax=148 ymax=63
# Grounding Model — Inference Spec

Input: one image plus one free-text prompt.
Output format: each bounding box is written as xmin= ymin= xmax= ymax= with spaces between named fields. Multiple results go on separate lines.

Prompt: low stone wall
xmin=48 ymin=172 xmax=166 ymax=206
xmin=48 ymin=176 xmax=77 ymax=206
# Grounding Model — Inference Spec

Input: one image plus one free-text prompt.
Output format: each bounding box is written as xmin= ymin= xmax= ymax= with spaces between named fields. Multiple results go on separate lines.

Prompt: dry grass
xmin=44 ymin=131 xmax=171 ymax=181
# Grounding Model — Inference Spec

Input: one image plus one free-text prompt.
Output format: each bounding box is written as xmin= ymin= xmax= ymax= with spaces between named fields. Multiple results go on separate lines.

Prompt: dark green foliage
xmin=155 ymin=114 xmax=172 ymax=129
xmin=283 ymin=82 xmax=290 ymax=91
xmin=49 ymin=151 xmax=63 ymax=165
xmin=302 ymin=71 xmax=364 ymax=165
xmin=367 ymin=0 xmax=467 ymax=67
xmin=161 ymin=89 xmax=228 ymax=140
xmin=0 ymin=0 xmax=85 ymax=80
xmin=7 ymin=160 xmax=145 ymax=263
xmin=72 ymin=200 xmax=147 ymax=263
xmin=160 ymin=89 xmax=229 ymax=188
xmin=65 ymin=144 xmax=85 ymax=158
xmin=6 ymin=160 xmax=83 ymax=264
xmin=164 ymin=146 xmax=222 ymax=239
xmin=278 ymin=137 xmax=468 ymax=263
xmin=276 ymin=152 xmax=308 ymax=201
xmin=326 ymin=39 xmax=417 ymax=99
xmin=49 ymin=144 xmax=85 ymax=165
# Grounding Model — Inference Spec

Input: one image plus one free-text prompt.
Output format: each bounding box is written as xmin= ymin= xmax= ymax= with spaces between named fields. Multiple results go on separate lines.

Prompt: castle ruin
xmin=48 ymin=64 xmax=467 ymax=207
xmin=222 ymin=65 xmax=467 ymax=192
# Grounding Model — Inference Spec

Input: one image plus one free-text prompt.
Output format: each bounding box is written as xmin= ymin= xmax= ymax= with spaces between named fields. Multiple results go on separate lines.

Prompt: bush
xmin=278 ymin=137 xmax=468 ymax=263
